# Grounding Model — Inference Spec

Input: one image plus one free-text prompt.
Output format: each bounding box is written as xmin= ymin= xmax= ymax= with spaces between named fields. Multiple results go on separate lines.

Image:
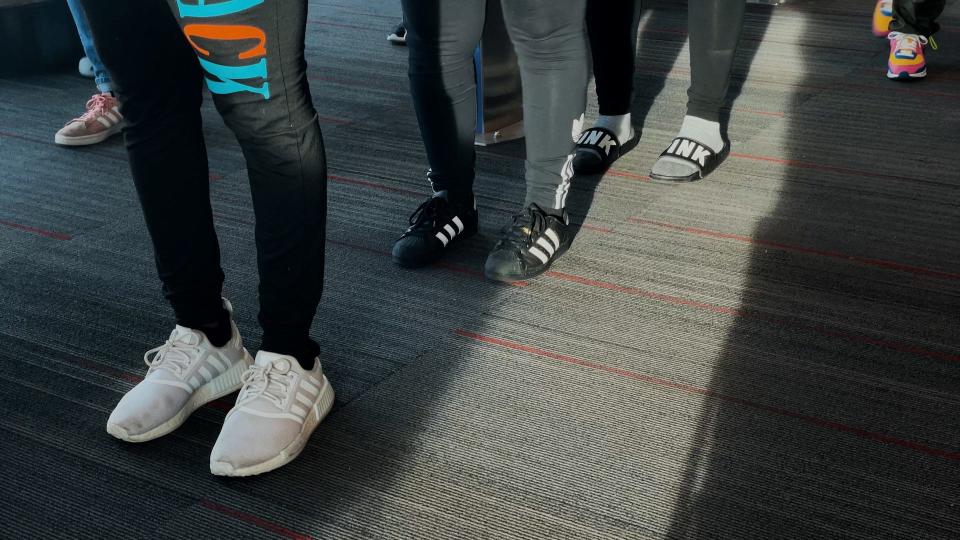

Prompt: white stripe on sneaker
xmin=452 ymin=216 xmax=465 ymax=233
xmin=300 ymin=379 xmax=319 ymax=395
xmin=443 ymin=224 xmax=457 ymax=238
xmin=198 ymin=365 xmax=213 ymax=382
xmin=295 ymin=392 xmax=313 ymax=406
xmin=290 ymin=404 xmax=308 ymax=418
xmin=435 ymin=231 xmax=449 ymax=246
xmin=528 ymin=245 xmax=550 ymax=264
xmin=104 ymin=111 xmax=119 ymax=124
xmin=544 ymin=228 xmax=561 ymax=249
xmin=207 ymin=355 xmax=227 ymax=375
xmin=96 ymin=117 xmax=112 ymax=128
xmin=536 ymin=236 xmax=556 ymax=256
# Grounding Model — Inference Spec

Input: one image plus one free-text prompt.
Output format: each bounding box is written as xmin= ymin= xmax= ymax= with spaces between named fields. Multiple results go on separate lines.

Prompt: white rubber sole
xmin=106 ymin=349 xmax=253 ymax=443
xmin=209 ymin=375 xmax=335 ymax=477
xmin=887 ymin=69 xmax=926 ymax=79
xmin=54 ymin=122 xmax=123 ymax=146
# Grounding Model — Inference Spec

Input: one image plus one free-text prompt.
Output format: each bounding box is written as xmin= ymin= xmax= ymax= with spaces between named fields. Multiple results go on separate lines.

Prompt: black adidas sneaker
xmin=484 ymin=203 xmax=572 ymax=282
xmin=392 ymin=191 xmax=479 ymax=268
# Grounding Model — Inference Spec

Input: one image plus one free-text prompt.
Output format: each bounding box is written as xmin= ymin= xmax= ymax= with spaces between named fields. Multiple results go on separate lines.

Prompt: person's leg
xmin=892 ymin=0 xmax=945 ymax=36
xmin=165 ymin=0 xmax=327 ymax=370
xmin=402 ymin=0 xmax=485 ymax=200
xmin=165 ymin=0 xmax=333 ymax=477
xmin=56 ymin=0 xmax=124 ymax=146
xmin=573 ymin=0 xmax=642 ymax=174
xmin=78 ymin=0 xmax=225 ymax=329
xmin=80 ymin=0 xmax=252 ymax=445
xmin=484 ymin=0 xmax=589 ymax=282
xmin=651 ymin=0 xmax=745 ymax=181
xmin=501 ymin=0 xmax=588 ymax=212
xmin=586 ymin=0 xmax=643 ymax=141
xmin=65 ymin=0 xmax=112 ymax=93
xmin=391 ymin=0 xmax=485 ymax=268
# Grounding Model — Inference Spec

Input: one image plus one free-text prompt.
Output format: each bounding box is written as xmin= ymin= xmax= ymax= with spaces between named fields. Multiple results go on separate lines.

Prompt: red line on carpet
xmin=729 ymin=152 xmax=939 ymax=183
xmin=605 ymin=169 xmax=651 ymax=182
xmin=200 ymin=500 xmax=313 ymax=540
xmin=544 ymin=271 xmax=960 ymax=364
xmin=627 ymin=217 xmax=960 ymax=281
xmin=454 ymin=329 xmax=960 ymax=462
xmin=329 ymin=174 xmax=425 ymax=197
xmin=0 ymin=219 xmax=72 ymax=241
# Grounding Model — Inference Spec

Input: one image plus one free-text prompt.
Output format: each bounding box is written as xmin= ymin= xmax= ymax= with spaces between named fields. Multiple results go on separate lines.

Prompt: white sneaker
xmin=210 ymin=351 xmax=335 ymax=477
xmin=79 ymin=56 xmax=95 ymax=78
xmin=106 ymin=301 xmax=253 ymax=443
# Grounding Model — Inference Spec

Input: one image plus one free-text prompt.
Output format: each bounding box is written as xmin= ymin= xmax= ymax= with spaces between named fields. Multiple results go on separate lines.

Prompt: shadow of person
xmin=665 ymin=1 xmax=960 ymax=537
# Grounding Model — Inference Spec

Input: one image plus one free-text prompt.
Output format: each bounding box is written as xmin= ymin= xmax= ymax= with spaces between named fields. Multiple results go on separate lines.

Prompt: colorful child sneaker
xmin=209 ymin=351 xmax=335 ymax=477
xmin=106 ymin=300 xmax=253 ymax=443
xmin=54 ymin=92 xmax=123 ymax=146
xmin=872 ymin=0 xmax=893 ymax=37
xmin=887 ymin=32 xmax=928 ymax=79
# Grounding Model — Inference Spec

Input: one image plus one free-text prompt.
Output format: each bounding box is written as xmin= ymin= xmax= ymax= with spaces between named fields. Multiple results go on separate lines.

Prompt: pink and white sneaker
xmin=54 ymin=93 xmax=124 ymax=146
xmin=887 ymin=32 xmax=928 ymax=80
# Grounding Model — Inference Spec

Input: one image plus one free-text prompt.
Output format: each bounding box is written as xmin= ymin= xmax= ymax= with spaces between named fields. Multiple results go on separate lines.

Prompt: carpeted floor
xmin=1 ymin=0 xmax=958 ymax=538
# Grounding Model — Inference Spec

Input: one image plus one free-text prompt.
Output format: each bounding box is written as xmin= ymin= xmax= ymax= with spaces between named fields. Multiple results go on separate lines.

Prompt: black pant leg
xmin=401 ymin=0 xmax=486 ymax=200
xmin=892 ymin=0 xmax=945 ymax=36
xmin=78 ymin=0 xmax=224 ymax=328
xmin=587 ymin=0 xmax=642 ymax=116
xmin=166 ymin=0 xmax=328 ymax=360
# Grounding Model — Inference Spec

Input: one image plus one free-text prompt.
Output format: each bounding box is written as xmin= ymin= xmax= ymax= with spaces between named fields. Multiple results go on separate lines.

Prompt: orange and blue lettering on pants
xmin=175 ymin=0 xmax=271 ymax=100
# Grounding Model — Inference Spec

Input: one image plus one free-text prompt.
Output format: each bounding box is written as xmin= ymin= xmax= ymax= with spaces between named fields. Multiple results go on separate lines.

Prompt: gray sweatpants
xmin=402 ymin=0 xmax=589 ymax=211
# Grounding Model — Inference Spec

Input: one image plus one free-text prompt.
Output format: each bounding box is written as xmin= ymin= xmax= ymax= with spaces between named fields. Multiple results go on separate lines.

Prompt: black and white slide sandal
xmin=649 ymin=136 xmax=730 ymax=183
xmin=572 ymin=126 xmax=637 ymax=175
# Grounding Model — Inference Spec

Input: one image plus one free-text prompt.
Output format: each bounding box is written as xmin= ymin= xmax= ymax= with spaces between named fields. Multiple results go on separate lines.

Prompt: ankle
xmin=194 ymin=308 xmax=232 ymax=348
xmin=677 ymin=115 xmax=723 ymax=152
xmin=593 ymin=113 xmax=632 ymax=143
xmin=260 ymin=339 xmax=319 ymax=371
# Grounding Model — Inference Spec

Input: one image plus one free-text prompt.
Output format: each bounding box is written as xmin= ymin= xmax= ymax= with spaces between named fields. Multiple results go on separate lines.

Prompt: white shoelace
xmin=144 ymin=339 xmax=199 ymax=378
xmin=238 ymin=363 xmax=293 ymax=409
xmin=888 ymin=32 xmax=928 ymax=56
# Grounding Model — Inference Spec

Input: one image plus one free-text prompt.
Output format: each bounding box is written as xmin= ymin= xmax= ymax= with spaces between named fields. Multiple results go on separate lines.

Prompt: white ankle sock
xmin=676 ymin=115 xmax=723 ymax=152
xmin=593 ymin=113 xmax=633 ymax=143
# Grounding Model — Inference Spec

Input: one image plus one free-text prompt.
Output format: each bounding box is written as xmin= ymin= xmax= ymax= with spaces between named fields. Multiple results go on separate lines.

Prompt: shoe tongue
xmin=170 ymin=325 xmax=202 ymax=346
xmin=255 ymin=351 xmax=295 ymax=374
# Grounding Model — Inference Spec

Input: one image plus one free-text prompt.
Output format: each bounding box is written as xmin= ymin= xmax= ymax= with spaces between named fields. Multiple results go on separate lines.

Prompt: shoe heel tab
xmin=221 ymin=297 xmax=235 ymax=317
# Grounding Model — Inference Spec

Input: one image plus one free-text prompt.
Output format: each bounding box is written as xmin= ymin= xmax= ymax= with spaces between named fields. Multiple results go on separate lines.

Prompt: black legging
xmin=78 ymin=0 xmax=326 ymax=361
xmin=892 ymin=0 xmax=945 ymax=37
xmin=402 ymin=0 xmax=588 ymax=210
xmin=587 ymin=0 xmax=746 ymax=122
